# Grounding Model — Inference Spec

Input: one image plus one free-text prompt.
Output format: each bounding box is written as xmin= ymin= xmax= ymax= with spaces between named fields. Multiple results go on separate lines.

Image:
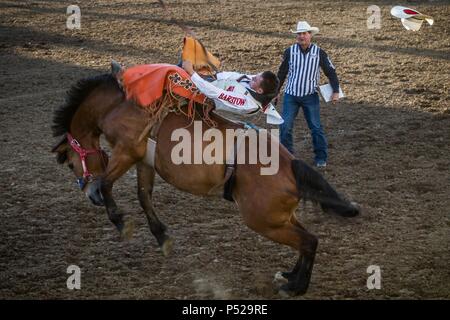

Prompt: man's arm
xmin=319 ymin=48 xmax=340 ymax=93
xmin=276 ymin=48 xmax=290 ymax=90
xmin=216 ymin=71 xmax=247 ymax=81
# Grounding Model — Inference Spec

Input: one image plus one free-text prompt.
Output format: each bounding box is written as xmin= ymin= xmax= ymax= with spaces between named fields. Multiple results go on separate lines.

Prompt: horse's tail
xmin=291 ymin=159 xmax=359 ymax=217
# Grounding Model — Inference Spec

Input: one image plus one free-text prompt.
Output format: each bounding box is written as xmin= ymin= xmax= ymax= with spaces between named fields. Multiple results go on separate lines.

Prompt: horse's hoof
xmin=278 ymin=288 xmax=293 ymax=298
xmin=161 ymin=237 xmax=174 ymax=257
xmin=120 ymin=219 xmax=135 ymax=241
xmin=273 ymin=271 xmax=288 ymax=285
xmin=278 ymin=283 xmax=307 ymax=297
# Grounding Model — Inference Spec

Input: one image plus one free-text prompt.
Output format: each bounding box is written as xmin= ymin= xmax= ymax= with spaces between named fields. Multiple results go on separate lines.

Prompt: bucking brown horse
xmin=51 ymin=71 xmax=359 ymax=296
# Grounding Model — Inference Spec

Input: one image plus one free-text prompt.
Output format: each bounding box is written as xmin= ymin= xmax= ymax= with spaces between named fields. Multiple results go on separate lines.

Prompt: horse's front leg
xmin=97 ymin=148 xmax=138 ymax=240
xmin=136 ymin=162 xmax=173 ymax=256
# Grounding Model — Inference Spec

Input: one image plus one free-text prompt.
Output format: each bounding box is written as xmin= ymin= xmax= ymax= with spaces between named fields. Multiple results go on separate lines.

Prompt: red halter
xmin=67 ymin=133 xmax=103 ymax=181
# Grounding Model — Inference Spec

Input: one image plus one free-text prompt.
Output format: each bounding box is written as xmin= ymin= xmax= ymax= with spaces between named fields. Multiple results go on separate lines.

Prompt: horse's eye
xmin=68 ymin=163 xmax=74 ymax=170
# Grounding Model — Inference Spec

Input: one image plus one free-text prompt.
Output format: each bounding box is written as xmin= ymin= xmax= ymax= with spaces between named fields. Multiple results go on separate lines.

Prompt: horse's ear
xmin=51 ymin=135 xmax=68 ymax=164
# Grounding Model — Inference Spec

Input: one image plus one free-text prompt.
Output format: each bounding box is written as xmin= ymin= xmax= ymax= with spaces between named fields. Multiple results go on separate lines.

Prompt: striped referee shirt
xmin=277 ymin=43 xmax=339 ymax=97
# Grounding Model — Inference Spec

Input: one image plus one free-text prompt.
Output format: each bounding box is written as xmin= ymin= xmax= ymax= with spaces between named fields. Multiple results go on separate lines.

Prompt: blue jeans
xmin=280 ymin=93 xmax=328 ymax=163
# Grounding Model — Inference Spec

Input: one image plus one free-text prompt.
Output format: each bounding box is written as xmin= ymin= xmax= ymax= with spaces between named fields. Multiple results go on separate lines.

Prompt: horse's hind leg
xmin=279 ymin=216 xmax=310 ymax=281
xmin=136 ymin=162 xmax=173 ymax=256
xmin=242 ymin=209 xmax=318 ymax=296
xmin=267 ymin=222 xmax=318 ymax=296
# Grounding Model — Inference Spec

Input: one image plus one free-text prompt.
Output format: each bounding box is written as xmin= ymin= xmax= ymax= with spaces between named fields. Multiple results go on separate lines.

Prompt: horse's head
xmin=51 ymin=133 xmax=108 ymax=206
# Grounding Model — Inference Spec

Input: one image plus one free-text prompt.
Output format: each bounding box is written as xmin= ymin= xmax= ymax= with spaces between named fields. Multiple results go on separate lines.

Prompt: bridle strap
xmin=66 ymin=133 xmax=103 ymax=180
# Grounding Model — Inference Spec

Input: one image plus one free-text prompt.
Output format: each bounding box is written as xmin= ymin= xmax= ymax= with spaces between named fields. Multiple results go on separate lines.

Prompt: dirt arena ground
xmin=0 ymin=0 xmax=449 ymax=299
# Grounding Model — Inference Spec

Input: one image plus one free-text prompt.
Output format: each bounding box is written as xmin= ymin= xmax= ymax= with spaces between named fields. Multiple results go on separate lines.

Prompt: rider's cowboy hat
xmin=290 ymin=21 xmax=319 ymax=35
xmin=390 ymin=6 xmax=434 ymax=31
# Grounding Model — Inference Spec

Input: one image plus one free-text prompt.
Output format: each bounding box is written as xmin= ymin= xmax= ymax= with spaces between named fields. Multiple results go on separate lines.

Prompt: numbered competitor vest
xmin=212 ymin=79 xmax=248 ymax=95
xmin=211 ymin=78 xmax=261 ymax=110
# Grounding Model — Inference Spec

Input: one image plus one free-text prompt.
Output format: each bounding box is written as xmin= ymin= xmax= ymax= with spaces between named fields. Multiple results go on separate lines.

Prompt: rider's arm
xmin=216 ymin=71 xmax=246 ymax=81
xmin=216 ymin=72 xmax=255 ymax=82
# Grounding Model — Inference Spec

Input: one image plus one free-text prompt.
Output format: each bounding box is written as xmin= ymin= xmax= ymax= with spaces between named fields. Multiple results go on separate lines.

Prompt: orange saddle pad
xmin=122 ymin=63 xmax=207 ymax=108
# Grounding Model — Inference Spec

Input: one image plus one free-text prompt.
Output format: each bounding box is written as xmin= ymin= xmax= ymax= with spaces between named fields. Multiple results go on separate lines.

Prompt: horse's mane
xmin=52 ymin=74 xmax=119 ymax=137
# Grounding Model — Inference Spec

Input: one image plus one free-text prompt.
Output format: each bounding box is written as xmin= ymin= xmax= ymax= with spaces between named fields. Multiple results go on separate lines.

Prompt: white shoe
xmin=315 ymin=161 xmax=327 ymax=168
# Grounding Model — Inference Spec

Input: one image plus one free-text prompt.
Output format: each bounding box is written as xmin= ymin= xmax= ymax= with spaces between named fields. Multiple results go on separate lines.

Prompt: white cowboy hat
xmin=290 ymin=21 xmax=319 ymax=35
xmin=390 ymin=6 xmax=434 ymax=31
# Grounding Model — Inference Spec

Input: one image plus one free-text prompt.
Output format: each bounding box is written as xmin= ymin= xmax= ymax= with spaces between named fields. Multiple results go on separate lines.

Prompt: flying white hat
xmin=390 ymin=6 xmax=434 ymax=31
xmin=290 ymin=21 xmax=319 ymax=35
